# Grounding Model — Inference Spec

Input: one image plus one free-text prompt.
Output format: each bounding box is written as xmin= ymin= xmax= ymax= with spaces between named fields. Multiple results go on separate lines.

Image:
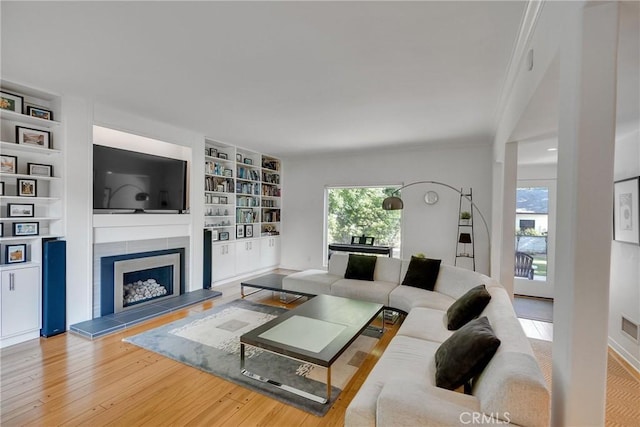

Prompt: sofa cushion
xmin=401 ymin=256 xmax=441 ymax=290
xmin=435 ymin=316 xmax=501 ymax=391
xmin=373 ymin=256 xmax=402 ymax=283
xmin=446 ymin=284 xmax=492 ymax=330
xmin=282 ymin=270 xmax=341 ymax=295
xmin=330 ymin=278 xmax=397 ymax=306
xmin=328 ymin=252 xmax=349 ymax=277
xmin=389 ymin=286 xmax=456 ymax=313
xmin=396 ymin=307 xmax=453 ymax=343
xmin=344 ymin=254 xmax=377 ymax=281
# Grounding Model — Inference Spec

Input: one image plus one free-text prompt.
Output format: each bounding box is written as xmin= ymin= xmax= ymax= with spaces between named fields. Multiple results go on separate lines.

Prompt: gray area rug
xmin=513 ymin=296 xmax=553 ymax=323
xmin=124 ymin=299 xmax=378 ymax=416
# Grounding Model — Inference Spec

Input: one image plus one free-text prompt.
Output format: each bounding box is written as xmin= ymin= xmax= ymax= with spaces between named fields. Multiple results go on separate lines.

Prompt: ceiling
xmin=1 ymin=1 xmax=526 ymax=157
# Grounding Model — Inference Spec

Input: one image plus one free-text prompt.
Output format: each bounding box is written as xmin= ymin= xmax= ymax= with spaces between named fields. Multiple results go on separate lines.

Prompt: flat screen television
xmin=93 ymin=145 xmax=188 ymax=213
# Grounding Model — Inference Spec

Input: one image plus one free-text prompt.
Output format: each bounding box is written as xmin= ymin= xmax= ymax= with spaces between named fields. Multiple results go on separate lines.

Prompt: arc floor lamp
xmin=381 ymin=180 xmax=491 ymax=271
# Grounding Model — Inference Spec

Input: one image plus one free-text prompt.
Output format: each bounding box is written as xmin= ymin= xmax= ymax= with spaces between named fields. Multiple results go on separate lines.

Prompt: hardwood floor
xmin=2 ymin=274 xmax=637 ymax=426
xmin=1 ymin=273 xmax=401 ymax=427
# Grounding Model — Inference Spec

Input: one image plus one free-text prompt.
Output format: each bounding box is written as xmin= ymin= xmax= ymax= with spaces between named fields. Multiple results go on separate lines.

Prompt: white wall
xmin=281 ymin=143 xmax=493 ymax=275
xmin=610 ymin=129 xmax=640 ymax=371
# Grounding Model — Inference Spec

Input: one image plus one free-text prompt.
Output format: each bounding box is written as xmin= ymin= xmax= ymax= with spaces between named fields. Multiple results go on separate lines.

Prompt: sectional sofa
xmin=282 ymin=253 xmax=550 ymax=426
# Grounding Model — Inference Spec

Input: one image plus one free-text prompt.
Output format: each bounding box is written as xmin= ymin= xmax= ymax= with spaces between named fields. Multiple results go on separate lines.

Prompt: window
xmin=515 ymin=186 xmax=549 ymax=280
xmin=325 ymin=186 xmax=401 ymax=259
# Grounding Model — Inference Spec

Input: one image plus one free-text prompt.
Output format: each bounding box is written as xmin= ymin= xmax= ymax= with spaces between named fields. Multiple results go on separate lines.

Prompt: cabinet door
xmin=260 ymin=237 xmax=280 ymax=269
xmin=212 ymin=243 xmax=236 ymax=282
xmin=235 ymin=239 xmax=260 ymax=275
xmin=1 ymin=267 xmax=41 ymax=338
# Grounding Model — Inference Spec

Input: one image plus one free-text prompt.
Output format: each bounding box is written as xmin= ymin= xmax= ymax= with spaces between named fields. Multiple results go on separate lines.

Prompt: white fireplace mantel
xmin=93 ymin=213 xmax=192 ymax=244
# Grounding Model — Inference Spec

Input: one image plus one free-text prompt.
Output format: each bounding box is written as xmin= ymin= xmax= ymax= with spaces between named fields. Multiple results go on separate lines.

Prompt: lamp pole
xmin=382 ymin=180 xmax=491 ymax=273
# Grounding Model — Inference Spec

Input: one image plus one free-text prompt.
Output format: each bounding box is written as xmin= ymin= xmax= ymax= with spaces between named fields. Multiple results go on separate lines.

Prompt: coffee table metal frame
xmin=240 ymin=294 xmax=384 ymax=404
xmin=240 ymin=273 xmax=313 ymax=303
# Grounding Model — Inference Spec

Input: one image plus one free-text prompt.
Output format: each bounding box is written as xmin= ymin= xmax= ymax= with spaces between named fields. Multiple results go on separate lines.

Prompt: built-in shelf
xmin=0 ymin=141 xmax=62 ymax=155
xmin=0 ymin=110 xmax=61 ymax=128
xmin=0 ymin=217 xmax=62 ymax=222
xmin=0 ymin=173 xmax=61 ymax=181
xmin=0 ymin=235 xmax=61 ymax=242
xmin=0 ymin=196 xmax=60 ymax=203
xmin=0 ymin=261 xmax=41 ymax=271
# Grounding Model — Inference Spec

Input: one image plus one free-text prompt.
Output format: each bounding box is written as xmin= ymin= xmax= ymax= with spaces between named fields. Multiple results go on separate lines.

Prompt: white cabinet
xmin=1 ymin=265 xmax=41 ymax=344
xmin=235 ymin=239 xmax=261 ymax=275
xmin=260 ymin=236 xmax=280 ymax=269
xmin=211 ymin=242 xmax=236 ymax=282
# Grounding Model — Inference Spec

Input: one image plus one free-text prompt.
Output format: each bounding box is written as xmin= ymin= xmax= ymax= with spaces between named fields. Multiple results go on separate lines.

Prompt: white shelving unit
xmin=204 ymin=139 xmax=281 ymax=284
xmin=0 ymin=81 xmax=65 ymax=347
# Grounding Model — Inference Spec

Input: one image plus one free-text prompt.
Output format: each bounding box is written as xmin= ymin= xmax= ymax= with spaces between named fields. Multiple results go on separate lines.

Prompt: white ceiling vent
xmin=621 ymin=316 xmax=639 ymax=343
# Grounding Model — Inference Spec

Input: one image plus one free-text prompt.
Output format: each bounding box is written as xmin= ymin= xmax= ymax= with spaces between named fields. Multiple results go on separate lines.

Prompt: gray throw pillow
xmin=446 ymin=284 xmax=492 ymax=330
xmin=401 ymin=256 xmax=441 ymax=291
xmin=344 ymin=254 xmax=377 ymax=281
xmin=435 ymin=316 xmax=501 ymax=391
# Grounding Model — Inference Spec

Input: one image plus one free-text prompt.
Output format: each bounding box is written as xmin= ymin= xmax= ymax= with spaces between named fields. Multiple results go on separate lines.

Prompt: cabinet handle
xmin=9 ymin=273 xmax=15 ymax=291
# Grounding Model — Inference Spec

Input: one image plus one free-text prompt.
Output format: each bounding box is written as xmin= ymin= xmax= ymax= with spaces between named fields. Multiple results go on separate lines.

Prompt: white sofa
xmin=283 ymin=253 xmax=550 ymax=426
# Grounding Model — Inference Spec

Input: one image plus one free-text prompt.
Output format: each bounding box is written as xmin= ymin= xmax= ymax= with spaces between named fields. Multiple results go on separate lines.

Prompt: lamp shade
xmin=382 ymin=196 xmax=404 ymax=210
xmin=458 ymin=233 xmax=472 ymax=244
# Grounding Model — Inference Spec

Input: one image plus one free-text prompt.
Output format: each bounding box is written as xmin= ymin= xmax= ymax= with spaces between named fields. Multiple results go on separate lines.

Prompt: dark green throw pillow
xmin=401 ymin=256 xmax=441 ymax=290
xmin=446 ymin=284 xmax=492 ymax=330
xmin=344 ymin=254 xmax=377 ymax=281
xmin=435 ymin=316 xmax=501 ymax=391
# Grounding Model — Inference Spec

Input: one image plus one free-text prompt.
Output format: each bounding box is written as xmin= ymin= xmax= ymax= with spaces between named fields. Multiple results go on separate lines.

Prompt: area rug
xmin=123 ymin=299 xmax=378 ymax=416
xmin=514 ymin=296 xmax=554 ymax=323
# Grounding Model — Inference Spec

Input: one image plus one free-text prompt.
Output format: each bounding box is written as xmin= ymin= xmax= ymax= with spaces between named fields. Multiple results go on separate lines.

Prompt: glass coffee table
xmin=240 ymin=294 xmax=383 ymax=403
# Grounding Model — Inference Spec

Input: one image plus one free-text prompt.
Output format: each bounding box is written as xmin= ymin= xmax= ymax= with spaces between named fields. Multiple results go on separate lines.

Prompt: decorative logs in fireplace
xmin=123 ymin=278 xmax=168 ymax=306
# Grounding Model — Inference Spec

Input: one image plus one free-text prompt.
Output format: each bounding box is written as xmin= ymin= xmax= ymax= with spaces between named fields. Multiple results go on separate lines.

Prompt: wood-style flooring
xmin=1 ymin=273 xmax=638 ymax=426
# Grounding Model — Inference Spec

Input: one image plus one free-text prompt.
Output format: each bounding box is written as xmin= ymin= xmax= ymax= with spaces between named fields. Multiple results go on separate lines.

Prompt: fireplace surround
xmin=100 ymin=248 xmax=185 ymax=316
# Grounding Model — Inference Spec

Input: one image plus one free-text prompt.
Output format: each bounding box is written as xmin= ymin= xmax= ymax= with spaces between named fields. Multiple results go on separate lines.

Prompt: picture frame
xmin=209 ymin=148 xmax=218 ymax=157
xmin=7 ymin=203 xmax=34 ymax=218
xmin=236 ymin=224 xmax=245 ymax=238
xmin=223 ymin=168 xmax=233 ymax=177
xmin=26 ymin=106 xmax=53 ymax=121
xmin=236 ymin=153 xmax=243 ymax=162
xmin=1 ymin=154 xmax=17 ymax=174
xmin=218 ymin=152 xmax=228 ymax=160
xmin=27 ymin=162 xmax=53 ymax=177
xmin=0 ymin=90 xmax=23 ymax=113
xmin=245 ymin=224 xmax=253 ymax=238
xmin=0 ymin=225 xmax=3 ymax=237
xmin=6 ymin=243 xmax=27 ymax=264
xmin=219 ymin=196 xmax=227 ymax=204
xmin=0 ymin=182 xmax=4 ymax=196
xmin=211 ymin=229 xmax=219 ymax=241
xmin=12 ymin=222 xmax=39 ymax=236
xmin=244 ymin=158 xmax=253 ymax=165
xmin=219 ymin=231 xmax=229 ymax=241
xmin=17 ymin=179 xmax=37 ymax=197
xmin=614 ymin=177 xmax=640 ymax=245
xmin=16 ymin=126 xmax=51 ymax=149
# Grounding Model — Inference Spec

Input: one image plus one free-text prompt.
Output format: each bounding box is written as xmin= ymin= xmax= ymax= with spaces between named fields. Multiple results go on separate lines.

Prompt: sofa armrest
xmin=377 ymin=379 xmax=481 ymax=426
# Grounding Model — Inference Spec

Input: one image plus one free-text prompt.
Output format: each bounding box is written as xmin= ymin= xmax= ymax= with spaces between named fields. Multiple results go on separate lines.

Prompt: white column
xmin=498 ymin=142 xmax=518 ymax=297
xmin=553 ymin=2 xmax=618 ymax=425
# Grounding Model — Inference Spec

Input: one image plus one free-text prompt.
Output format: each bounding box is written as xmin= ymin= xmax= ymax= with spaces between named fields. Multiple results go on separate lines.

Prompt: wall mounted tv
xmin=93 ymin=145 xmax=188 ymax=213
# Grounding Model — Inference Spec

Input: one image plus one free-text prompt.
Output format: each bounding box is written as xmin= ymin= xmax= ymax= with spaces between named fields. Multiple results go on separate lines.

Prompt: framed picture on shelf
xmin=244 ymin=158 xmax=253 ymax=165
xmin=0 ymin=91 xmax=23 ymax=113
xmin=17 ymin=179 xmax=37 ymax=197
xmin=0 ymin=182 xmax=4 ymax=196
xmin=0 ymin=225 xmax=3 ymax=237
xmin=6 ymin=243 xmax=27 ymax=264
xmin=16 ymin=126 xmax=51 ymax=149
xmin=26 ymin=106 xmax=53 ymax=120
xmin=245 ymin=224 xmax=253 ymax=238
xmin=614 ymin=177 xmax=640 ymax=245
xmin=218 ymin=153 xmax=228 ymax=160
xmin=219 ymin=231 xmax=229 ymax=241
xmin=13 ymin=222 xmax=39 ymax=236
xmin=211 ymin=196 xmax=220 ymax=204
xmin=211 ymin=229 xmax=219 ymax=241
xmin=220 ymin=196 xmax=227 ymax=204
xmin=7 ymin=203 xmax=34 ymax=218
xmin=236 ymin=224 xmax=245 ymax=238
xmin=236 ymin=153 xmax=243 ymax=162
xmin=1 ymin=155 xmax=17 ymax=174
xmin=27 ymin=163 xmax=53 ymax=177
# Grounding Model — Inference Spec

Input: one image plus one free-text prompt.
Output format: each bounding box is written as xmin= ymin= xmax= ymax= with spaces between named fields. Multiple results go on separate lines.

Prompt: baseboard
xmin=608 ymin=337 xmax=640 ymax=378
